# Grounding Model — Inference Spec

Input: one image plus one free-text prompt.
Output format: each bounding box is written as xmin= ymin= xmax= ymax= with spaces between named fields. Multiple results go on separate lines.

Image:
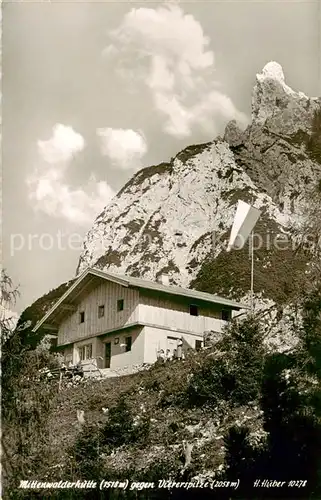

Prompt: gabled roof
xmin=33 ymin=267 xmax=248 ymax=333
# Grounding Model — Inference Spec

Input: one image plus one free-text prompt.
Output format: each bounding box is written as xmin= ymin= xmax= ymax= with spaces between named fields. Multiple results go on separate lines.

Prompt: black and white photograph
xmin=2 ymin=0 xmax=321 ymax=498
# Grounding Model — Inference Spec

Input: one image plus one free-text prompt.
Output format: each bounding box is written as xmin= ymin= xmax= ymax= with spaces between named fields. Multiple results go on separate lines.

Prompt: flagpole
xmin=250 ymin=230 xmax=254 ymax=314
xmin=227 ymin=198 xmax=260 ymax=315
xmin=250 ymin=195 xmax=255 ymax=314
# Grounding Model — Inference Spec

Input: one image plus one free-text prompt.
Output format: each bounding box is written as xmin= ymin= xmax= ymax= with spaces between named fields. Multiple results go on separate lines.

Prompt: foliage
xmin=100 ymin=396 xmax=150 ymax=448
xmin=2 ymin=343 xmax=61 ymax=496
xmin=1 ymin=269 xmax=19 ymax=342
xmin=307 ymin=109 xmax=321 ymax=164
xmin=175 ymin=142 xmax=211 ymax=164
xmin=1 ymin=271 xmax=62 ymax=499
xmin=299 ymin=284 xmax=321 ymax=377
xmin=3 ymin=269 xmax=321 ymax=498
xmin=257 ymin=356 xmax=321 ymax=497
xmin=293 ymin=181 xmax=321 ymax=289
xmin=186 ymin=317 xmax=265 ymax=407
xmin=191 ymin=214 xmax=309 ymax=304
xmin=224 ymin=425 xmax=265 ymax=491
xmin=186 ymin=357 xmax=234 ymax=407
xmin=222 ymin=286 xmax=321 ymax=498
xmin=72 ymin=423 xmax=103 ymax=480
xmin=68 ymin=395 xmax=151 ymax=485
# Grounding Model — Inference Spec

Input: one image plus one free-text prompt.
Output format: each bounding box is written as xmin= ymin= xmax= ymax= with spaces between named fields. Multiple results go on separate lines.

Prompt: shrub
xmin=260 ymin=352 xmax=321 ymax=493
xmin=72 ymin=423 xmax=103 ymax=479
xmin=2 ymin=339 xmax=61 ymax=497
xmin=101 ymin=397 xmax=150 ymax=448
xmin=222 ymin=287 xmax=321 ymax=498
xmin=307 ymin=109 xmax=321 ymax=164
xmin=186 ymin=317 xmax=265 ymax=407
xmin=186 ymin=357 xmax=235 ymax=407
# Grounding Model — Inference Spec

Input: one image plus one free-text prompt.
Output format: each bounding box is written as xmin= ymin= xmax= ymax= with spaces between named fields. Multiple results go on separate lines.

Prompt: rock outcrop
xmin=19 ymin=62 xmax=321 ymax=351
xmin=77 ymin=62 xmax=321 ymax=306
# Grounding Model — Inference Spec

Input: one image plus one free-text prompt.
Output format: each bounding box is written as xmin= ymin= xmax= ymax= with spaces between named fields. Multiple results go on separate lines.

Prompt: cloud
xmin=97 ymin=128 xmax=147 ymax=169
xmin=37 ymin=124 xmax=85 ymax=164
xmin=27 ymin=124 xmax=115 ymax=225
xmin=104 ymin=5 xmax=248 ymax=138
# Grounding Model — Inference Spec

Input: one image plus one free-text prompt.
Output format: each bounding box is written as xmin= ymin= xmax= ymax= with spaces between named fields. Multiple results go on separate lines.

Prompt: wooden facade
xmin=138 ymin=289 xmax=227 ymax=335
xmin=52 ymin=275 xmax=237 ymax=370
xmin=57 ymin=280 xmax=139 ymax=346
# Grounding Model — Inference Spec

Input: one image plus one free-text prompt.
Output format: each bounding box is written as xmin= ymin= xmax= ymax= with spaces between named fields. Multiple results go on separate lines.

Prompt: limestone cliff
xmin=77 ymin=62 xmax=321 ymax=307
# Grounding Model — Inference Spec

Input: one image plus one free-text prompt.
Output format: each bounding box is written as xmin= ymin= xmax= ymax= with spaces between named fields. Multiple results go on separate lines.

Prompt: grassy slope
xmin=46 ymin=350 xmax=263 ymax=482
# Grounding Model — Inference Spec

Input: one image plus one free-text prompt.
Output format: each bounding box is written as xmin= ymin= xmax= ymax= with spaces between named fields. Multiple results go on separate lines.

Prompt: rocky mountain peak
xmin=18 ymin=62 xmax=321 ymax=354
xmin=75 ymin=62 xmax=320 ymax=328
xmin=223 ymin=120 xmax=244 ymax=147
xmin=251 ymin=61 xmax=318 ymax=135
xmin=260 ymin=61 xmax=286 ymax=83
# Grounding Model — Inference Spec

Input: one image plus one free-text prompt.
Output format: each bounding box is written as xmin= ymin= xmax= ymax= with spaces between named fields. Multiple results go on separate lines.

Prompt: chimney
xmin=157 ymin=273 xmax=169 ymax=286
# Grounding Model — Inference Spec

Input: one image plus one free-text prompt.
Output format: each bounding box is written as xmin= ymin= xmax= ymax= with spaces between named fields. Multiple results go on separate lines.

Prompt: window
xmin=221 ymin=309 xmax=232 ymax=321
xmin=78 ymin=344 xmax=92 ymax=361
xmin=79 ymin=311 xmax=85 ymax=323
xmin=125 ymin=336 xmax=132 ymax=352
xmin=189 ymin=304 xmax=198 ymax=316
xmin=98 ymin=305 xmax=105 ymax=318
xmin=117 ymin=299 xmax=124 ymax=311
xmin=195 ymin=340 xmax=202 ymax=351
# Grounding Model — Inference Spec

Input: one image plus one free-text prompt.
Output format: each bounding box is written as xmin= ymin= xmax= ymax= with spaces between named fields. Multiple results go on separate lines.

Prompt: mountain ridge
xmin=17 ymin=62 xmax=321 ymax=347
xmin=76 ymin=62 xmax=321 ymax=306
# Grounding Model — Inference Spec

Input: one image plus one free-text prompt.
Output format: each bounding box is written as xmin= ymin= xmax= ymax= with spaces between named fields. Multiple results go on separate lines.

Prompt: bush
xmin=307 ymin=109 xmax=321 ymax=164
xmin=224 ymin=425 xmax=263 ymax=482
xmin=222 ymin=287 xmax=321 ymax=498
xmin=2 ymin=337 xmax=61 ymax=498
xmin=101 ymin=397 xmax=150 ymax=448
xmin=72 ymin=423 xmax=103 ymax=479
xmin=186 ymin=357 xmax=234 ymax=407
xmin=260 ymin=352 xmax=321 ymax=494
xmin=70 ymin=395 xmax=151 ymax=480
xmin=186 ymin=317 xmax=265 ymax=407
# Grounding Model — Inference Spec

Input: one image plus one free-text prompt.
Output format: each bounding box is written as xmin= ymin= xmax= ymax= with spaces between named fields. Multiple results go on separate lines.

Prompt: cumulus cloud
xmin=37 ymin=124 xmax=85 ymax=164
xmin=27 ymin=124 xmax=115 ymax=225
xmin=103 ymin=5 xmax=247 ymax=138
xmin=97 ymin=128 xmax=147 ymax=169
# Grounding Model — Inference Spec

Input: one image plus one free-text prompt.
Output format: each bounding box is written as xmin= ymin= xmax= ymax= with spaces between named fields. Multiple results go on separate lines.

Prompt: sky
xmin=2 ymin=0 xmax=320 ymax=315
